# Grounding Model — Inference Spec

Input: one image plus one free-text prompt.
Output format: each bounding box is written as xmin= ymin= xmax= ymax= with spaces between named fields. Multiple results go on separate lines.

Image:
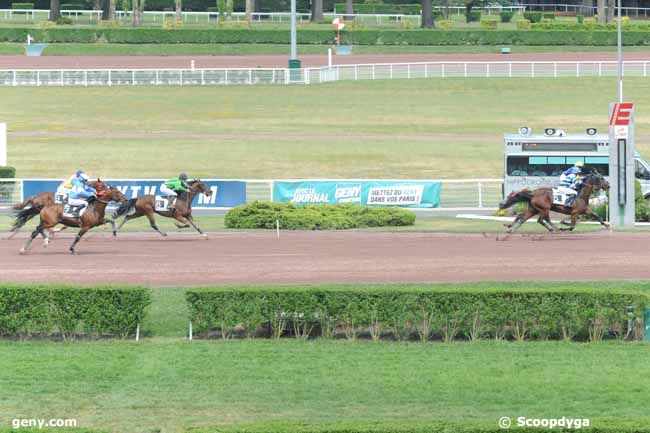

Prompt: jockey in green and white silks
xmin=556 ymin=161 xmax=584 ymax=206
xmin=160 ymin=173 xmax=189 ymax=210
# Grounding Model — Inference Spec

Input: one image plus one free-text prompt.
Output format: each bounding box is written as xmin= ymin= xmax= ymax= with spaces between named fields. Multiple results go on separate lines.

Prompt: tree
xmin=421 ymin=0 xmax=434 ymax=28
xmin=245 ymin=0 xmax=254 ymax=23
xmin=606 ymin=0 xmax=615 ymax=23
xmin=50 ymin=0 xmax=60 ymax=21
xmin=311 ymin=0 xmax=323 ymax=22
xmin=582 ymin=0 xmax=594 ymax=16
xmin=345 ymin=0 xmax=353 ymax=20
xmin=175 ymin=0 xmax=182 ymax=22
xmin=597 ymin=0 xmax=605 ymax=23
xmin=464 ymin=0 xmax=486 ymax=21
xmin=132 ymin=0 xmax=144 ymax=26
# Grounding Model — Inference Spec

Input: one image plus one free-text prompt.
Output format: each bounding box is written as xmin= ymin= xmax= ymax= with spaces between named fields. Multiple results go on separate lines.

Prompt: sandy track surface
xmin=2 ymin=231 xmax=649 ymax=286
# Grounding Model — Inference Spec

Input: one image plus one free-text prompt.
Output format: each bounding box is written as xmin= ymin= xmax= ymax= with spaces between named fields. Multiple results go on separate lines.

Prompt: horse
xmin=112 ymin=179 xmax=212 ymax=237
xmin=9 ymin=179 xmax=106 ymax=239
xmin=499 ymin=171 xmax=610 ymax=233
xmin=19 ymin=186 xmax=126 ymax=255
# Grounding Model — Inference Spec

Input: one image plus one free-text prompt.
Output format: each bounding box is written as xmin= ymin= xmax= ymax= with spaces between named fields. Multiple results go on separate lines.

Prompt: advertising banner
xmin=22 ymin=179 xmax=247 ymax=208
xmin=273 ymin=181 xmax=441 ymax=208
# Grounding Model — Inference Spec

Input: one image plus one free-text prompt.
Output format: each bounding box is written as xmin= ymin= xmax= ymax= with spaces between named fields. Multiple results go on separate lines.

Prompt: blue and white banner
xmin=273 ymin=181 xmax=441 ymax=208
xmin=22 ymin=179 xmax=247 ymax=208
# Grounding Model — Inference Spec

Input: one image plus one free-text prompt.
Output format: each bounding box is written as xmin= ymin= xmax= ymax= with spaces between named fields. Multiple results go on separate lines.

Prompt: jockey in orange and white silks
xmin=556 ymin=161 xmax=584 ymax=206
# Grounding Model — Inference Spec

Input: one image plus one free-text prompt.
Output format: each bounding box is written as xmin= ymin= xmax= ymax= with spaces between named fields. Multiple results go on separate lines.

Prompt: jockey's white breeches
xmin=67 ymin=198 xmax=88 ymax=207
xmin=556 ymin=186 xmax=577 ymax=196
xmin=160 ymin=184 xmax=177 ymax=196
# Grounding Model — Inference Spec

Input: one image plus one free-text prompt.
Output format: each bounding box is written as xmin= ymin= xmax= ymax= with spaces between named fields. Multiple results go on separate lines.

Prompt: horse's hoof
xmin=19 ymin=248 xmax=27 ymax=255
xmin=43 ymin=240 xmax=49 ymax=248
xmin=70 ymin=249 xmax=76 ymax=255
xmin=201 ymin=233 xmax=208 ymax=239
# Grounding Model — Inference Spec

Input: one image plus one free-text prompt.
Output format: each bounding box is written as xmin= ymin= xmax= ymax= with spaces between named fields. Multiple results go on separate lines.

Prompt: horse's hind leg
xmin=507 ymin=208 xmax=536 ymax=233
xmin=20 ymin=224 xmax=44 ymax=254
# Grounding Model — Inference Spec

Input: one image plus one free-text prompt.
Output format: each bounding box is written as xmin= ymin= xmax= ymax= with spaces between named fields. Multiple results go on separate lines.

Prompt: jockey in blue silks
xmin=67 ymin=170 xmax=96 ymax=213
xmin=556 ymin=161 xmax=584 ymax=206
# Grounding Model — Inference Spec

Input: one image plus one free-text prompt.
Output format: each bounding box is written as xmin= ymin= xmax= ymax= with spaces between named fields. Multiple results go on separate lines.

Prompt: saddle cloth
xmin=154 ymin=196 xmax=170 ymax=212
xmin=54 ymin=192 xmax=68 ymax=205
xmin=552 ymin=188 xmax=575 ymax=206
xmin=63 ymin=204 xmax=86 ymax=218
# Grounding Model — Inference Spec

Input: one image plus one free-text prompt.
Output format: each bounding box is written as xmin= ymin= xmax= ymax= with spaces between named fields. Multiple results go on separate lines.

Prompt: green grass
xmin=0 ymin=339 xmax=649 ymax=433
xmin=3 ymin=78 xmax=650 ymax=179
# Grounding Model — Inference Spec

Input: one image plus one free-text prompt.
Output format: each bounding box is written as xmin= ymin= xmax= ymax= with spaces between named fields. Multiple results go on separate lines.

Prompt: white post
xmin=136 ymin=323 xmax=140 ymax=341
xmin=478 ymin=182 xmax=483 ymax=208
xmin=276 ymin=219 xmax=280 ymax=238
xmin=0 ymin=123 xmax=6 ymax=166
xmin=328 ymin=48 xmax=332 ymax=68
xmin=189 ymin=321 xmax=193 ymax=341
xmin=191 ymin=60 xmax=195 ymax=70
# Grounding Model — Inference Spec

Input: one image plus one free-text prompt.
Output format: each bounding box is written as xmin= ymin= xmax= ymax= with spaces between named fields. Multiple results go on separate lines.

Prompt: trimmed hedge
xmin=334 ymin=3 xmax=421 ymax=15
xmin=0 ymin=166 xmax=15 ymax=178
xmin=523 ymin=11 xmax=542 ymax=23
xmin=465 ymin=10 xmax=481 ymax=23
xmin=11 ymin=2 xmax=34 ymax=8
xmin=224 ymin=201 xmax=415 ymax=230
xmin=186 ymin=287 xmax=646 ymax=342
xmin=0 ymin=285 xmax=151 ymax=339
xmin=2 ymin=27 xmax=650 ymax=45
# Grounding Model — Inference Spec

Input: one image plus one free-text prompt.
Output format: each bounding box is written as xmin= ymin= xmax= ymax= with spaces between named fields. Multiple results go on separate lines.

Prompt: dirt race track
xmin=1 ymin=231 xmax=650 ymax=286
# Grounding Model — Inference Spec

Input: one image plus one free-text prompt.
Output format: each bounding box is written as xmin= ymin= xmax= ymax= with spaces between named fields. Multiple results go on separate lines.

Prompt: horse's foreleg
xmin=145 ymin=211 xmax=166 ymax=236
xmin=587 ymin=207 xmax=609 ymax=228
xmin=185 ymin=215 xmax=207 ymax=238
xmin=70 ymin=227 xmax=89 ymax=255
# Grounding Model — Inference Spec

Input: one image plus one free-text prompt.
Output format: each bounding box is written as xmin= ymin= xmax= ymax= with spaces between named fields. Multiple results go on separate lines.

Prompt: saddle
xmin=551 ymin=188 xmax=576 ymax=206
xmin=155 ymin=196 xmax=174 ymax=212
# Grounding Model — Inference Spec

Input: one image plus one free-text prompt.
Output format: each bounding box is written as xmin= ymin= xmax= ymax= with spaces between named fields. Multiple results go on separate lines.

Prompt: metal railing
xmin=3 ymin=61 xmax=650 ymax=87
xmin=0 ymin=178 xmax=503 ymax=210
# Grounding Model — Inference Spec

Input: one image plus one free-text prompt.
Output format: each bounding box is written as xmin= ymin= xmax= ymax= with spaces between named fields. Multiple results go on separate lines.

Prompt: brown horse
xmin=9 ymin=179 xmax=106 ymax=239
xmin=499 ymin=172 xmax=610 ymax=233
xmin=112 ymin=180 xmax=212 ymax=237
xmin=20 ymin=186 xmax=126 ymax=255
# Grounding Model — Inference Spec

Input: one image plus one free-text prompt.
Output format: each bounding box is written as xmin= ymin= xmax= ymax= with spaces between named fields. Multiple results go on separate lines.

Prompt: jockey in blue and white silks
xmin=556 ymin=161 xmax=584 ymax=206
xmin=67 ymin=170 xmax=96 ymax=212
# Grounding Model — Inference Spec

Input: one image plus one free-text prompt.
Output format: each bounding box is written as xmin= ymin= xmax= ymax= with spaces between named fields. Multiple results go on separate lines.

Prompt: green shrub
xmin=186 ymin=287 xmax=647 ymax=342
xmin=516 ymin=19 xmax=531 ymax=30
xmin=577 ymin=14 xmax=584 ymax=23
xmin=523 ymin=11 xmax=542 ymax=23
xmin=542 ymin=12 xmax=555 ymax=20
xmin=11 ymin=2 xmax=34 ymax=9
xmin=55 ymin=16 xmax=73 ymax=25
xmin=0 ymin=166 xmax=15 ymax=178
xmin=224 ymin=201 xmax=415 ymax=230
xmin=480 ymin=18 xmax=498 ymax=29
xmin=0 ymin=285 xmax=151 ymax=339
xmin=437 ymin=19 xmax=453 ymax=29
xmin=500 ymin=11 xmax=514 ymax=23
xmin=60 ymin=3 xmax=86 ymax=9
xmin=465 ymin=10 xmax=481 ymax=23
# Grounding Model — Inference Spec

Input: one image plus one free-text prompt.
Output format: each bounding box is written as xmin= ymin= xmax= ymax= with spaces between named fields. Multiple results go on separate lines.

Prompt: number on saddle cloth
xmin=63 ymin=204 xmax=87 ymax=218
xmin=155 ymin=196 xmax=170 ymax=212
xmin=55 ymin=192 xmax=68 ymax=205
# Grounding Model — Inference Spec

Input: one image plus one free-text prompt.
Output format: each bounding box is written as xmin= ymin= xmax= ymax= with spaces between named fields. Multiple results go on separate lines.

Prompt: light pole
xmin=288 ymin=0 xmax=301 ymax=79
xmin=617 ymin=0 xmax=622 ymax=102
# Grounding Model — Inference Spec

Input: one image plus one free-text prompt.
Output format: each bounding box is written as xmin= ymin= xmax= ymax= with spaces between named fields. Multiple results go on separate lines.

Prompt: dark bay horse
xmin=499 ymin=172 xmax=610 ymax=233
xmin=20 ymin=186 xmax=126 ymax=255
xmin=112 ymin=180 xmax=212 ymax=237
xmin=9 ymin=179 xmax=106 ymax=239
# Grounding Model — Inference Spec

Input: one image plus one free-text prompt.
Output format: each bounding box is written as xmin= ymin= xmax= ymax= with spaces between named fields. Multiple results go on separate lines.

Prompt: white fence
xmin=2 ymin=61 xmax=650 ymax=87
xmin=0 ymin=178 xmax=503 ymax=211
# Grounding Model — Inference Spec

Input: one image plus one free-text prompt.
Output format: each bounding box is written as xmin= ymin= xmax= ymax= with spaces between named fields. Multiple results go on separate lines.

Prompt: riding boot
xmin=167 ymin=196 xmax=176 ymax=212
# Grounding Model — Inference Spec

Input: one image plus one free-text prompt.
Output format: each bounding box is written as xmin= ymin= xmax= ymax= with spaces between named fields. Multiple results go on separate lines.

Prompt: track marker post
xmin=188 ymin=321 xmax=193 ymax=341
xmin=276 ymin=219 xmax=280 ymax=238
xmin=0 ymin=122 xmax=6 ymax=166
xmin=135 ymin=323 xmax=140 ymax=341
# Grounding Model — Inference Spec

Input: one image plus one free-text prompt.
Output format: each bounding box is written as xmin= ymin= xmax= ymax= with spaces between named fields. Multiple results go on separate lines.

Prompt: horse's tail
xmin=12 ymin=195 xmax=34 ymax=210
xmin=113 ymin=198 xmax=137 ymax=219
xmin=499 ymin=190 xmax=533 ymax=210
xmin=11 ymin=206 xmax=40 ymax=232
